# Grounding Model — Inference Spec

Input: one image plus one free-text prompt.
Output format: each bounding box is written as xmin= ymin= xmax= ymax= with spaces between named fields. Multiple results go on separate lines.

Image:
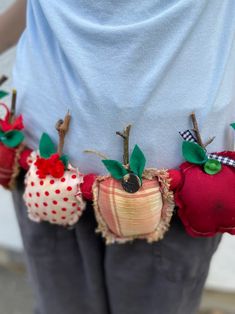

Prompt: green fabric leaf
xmin=1 ymin=130 xmax=24 ymax=147
xmin=39 ymin=133 xmax=56 ymax=158
xmin=0 ymin=90 xmax=9 ymax=99
xmin=204 ymin=159 xmax=222 ymax=175
xmin=129 ymin=145 xmax=146 ymax=181
xmin=230 ymin=123 xmax=235 ymax=130
xmin=60 ymin=155 xmax=69 ymax=168
xmin=182 ymin=141 xmax=208 ymax=165
xmin=0 ymin=130 xmax=4 ymax=137
xmin=102 ymin=160 xmax=129 ymax=180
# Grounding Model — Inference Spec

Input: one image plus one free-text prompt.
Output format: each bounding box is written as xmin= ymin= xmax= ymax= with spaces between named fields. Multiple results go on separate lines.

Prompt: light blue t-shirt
xmin=13 ymin=0 xmax=235 ymax=174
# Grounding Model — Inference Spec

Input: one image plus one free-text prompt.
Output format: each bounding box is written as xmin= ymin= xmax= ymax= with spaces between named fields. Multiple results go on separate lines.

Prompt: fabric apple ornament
xmin=174 ymin=113 xmax=235 ymax=237
xmin=0 ymin=88 xmax=29 ymax=189
xmin=23 ymin=112 xmax=86 ymax=226
xmin=88 ymin=125 xmax=174 ymax=244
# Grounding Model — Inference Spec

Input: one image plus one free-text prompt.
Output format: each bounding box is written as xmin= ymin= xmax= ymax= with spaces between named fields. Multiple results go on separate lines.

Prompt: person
xmin=1 ymin=1 xmax=235 ymax=313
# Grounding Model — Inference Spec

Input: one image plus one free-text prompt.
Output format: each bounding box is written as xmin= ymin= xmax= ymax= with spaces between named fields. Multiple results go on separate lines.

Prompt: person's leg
xmin=12 ymin=173 xmax=110 ymax=314
xmin=105 ymin=214 xmax=221 ymax=314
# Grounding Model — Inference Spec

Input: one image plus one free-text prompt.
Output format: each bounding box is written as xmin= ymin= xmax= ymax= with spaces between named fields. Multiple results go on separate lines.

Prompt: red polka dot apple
xmin=0 ymin=88 xmax=32 ymax=189
xmin=24 ymin=112 xmax=86 ymax=226
xmin=174 ymin=113 xmax=235 ymax=237
xmin=86 ymin=125 xmax=175 ymax=244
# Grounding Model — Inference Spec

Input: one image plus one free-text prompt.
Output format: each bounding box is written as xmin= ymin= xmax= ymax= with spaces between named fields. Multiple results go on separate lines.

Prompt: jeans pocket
xmin=12 ymin=174 xmax=59 ymax=257
xmin=152 ymin=217 xmax=222 ymax=282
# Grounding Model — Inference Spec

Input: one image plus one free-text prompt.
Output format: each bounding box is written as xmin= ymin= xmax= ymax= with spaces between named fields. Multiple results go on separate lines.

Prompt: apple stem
xmin=191 ymin=112 xmax=205 ymax=148
xmin=56 ymin=111 xmax=71 ymax=156
xmin=0 ymin=75 xmax=8 ymax=86
xmin=191 ymin=113 xmax=215 ymax=149
xmin=204 ymin=136 xmax=216 ymax=147
xmin=116 ymin=124 xmax=131 ymax=165
xmin=9 ymin=89 xmax=17 ymax=123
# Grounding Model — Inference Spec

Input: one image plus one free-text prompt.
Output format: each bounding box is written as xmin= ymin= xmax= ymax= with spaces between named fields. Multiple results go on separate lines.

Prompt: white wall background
xmin=1 ymin=0 xmax=235 ymax=292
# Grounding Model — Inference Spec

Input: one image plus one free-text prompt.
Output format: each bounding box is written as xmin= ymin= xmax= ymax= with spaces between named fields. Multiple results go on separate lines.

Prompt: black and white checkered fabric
xmin=179 ymin=129 xmax=235 ymax=168
xmin=208 ymin=154 xmax=235 ymax=167
xmin=179 ymin=130 xmax=197 ymax=143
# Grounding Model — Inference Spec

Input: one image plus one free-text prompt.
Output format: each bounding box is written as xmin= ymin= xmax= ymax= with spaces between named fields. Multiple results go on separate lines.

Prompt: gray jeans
xmin=12 ymin=174 xmax=221 ymax=314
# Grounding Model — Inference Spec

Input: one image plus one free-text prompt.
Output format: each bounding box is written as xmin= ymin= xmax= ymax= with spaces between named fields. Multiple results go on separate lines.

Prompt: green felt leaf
xmin=1 ymin=130 xmax=24 ymax=147
xmin=129 ymin=145 xmax=146 ymax=181
xmin=102 ymin=160 xmax=129 ymax=180
xmin=0 ymin=90 xmax=9 ymax=99
xmin=39 ymin=133 xmax=56 ymax=158
xmin=204 ymin=159 xmax=221 ymax=175
xmin=182 ymin=141 xmax=208 ymax=165
xmin=230 ymin=123 xmax=235 ymax=130
xmin=60 ymin=155 xmax=69 ymax=168
xmin=0 ymin=130 xmax=4 ymax=137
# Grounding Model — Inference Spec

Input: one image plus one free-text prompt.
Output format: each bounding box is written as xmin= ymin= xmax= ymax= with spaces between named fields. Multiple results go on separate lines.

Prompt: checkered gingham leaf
xmin=208 ymin=154 xmax=235 ymax=168
xmin=180 ymin=129 xmax=235 ymax=168
xmin=179 ymin=130 xmax=197 ymax=143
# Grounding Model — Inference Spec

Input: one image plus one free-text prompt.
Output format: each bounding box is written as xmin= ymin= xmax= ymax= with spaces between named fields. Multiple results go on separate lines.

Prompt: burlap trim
xmin=92 ymin=168 xmax=175 ymax=244
xmin=8 ymin=144 xmax=25 ymax=190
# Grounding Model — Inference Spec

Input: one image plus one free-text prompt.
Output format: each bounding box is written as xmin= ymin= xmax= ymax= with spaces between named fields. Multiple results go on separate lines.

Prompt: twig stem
xmin=191 ymin=112 xmax=204 ymax=148
xmin=116 ymin=124 xmax=131 ymax=165
xmin=10 ymin=89 xmax=17 ymax=123
xmin=204 ymin=136 xmax=216 ymax=147
xmin=56 ymin=111 xmax=71 ymax=156
xmin=0 ymin=75 xmax=8 ymax=86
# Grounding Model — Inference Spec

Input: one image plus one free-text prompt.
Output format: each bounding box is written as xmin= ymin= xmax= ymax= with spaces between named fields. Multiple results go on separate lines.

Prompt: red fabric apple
xmin=0 ymin=101 xmax=26 ymax=189
xmin=175 ymin=119 xmax=235 ymax=237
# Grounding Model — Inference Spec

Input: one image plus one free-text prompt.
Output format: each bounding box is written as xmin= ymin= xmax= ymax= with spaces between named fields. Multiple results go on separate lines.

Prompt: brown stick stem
xmin=9 ymin=89 xmax=17 ymax=123
xmin=56 ymin=111 xmax=71 ymax=156
xmin=116 ymin=124 xmax=131 ymax=165
xmin=0 ymin=75 xmax=8 ymax=86
xmin=204 ymin=136 xmax=216 ymax=147
xmin=190 ymin=112 xmax=204 ymax=148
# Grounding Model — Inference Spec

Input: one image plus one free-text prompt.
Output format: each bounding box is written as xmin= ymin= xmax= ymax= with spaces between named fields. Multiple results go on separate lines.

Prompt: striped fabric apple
xmin=91 ymin=125 xmax=175 ymax=244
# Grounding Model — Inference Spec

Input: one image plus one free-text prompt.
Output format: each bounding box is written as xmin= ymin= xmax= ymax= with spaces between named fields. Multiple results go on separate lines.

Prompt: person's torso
xmin=13 ymin=0 xmax=235 ymax=174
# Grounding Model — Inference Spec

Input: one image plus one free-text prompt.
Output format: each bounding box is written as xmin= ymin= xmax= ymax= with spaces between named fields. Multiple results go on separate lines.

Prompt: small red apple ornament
xmin=89 ymin=125 xmax=175 ymax=244
xmin=175 ymin=113 xmax=235 ymax=237
xmin=23 ymin=113 xmax=86 ymax=226
xmin=0 ymin=88 xmax=30 ymax=189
